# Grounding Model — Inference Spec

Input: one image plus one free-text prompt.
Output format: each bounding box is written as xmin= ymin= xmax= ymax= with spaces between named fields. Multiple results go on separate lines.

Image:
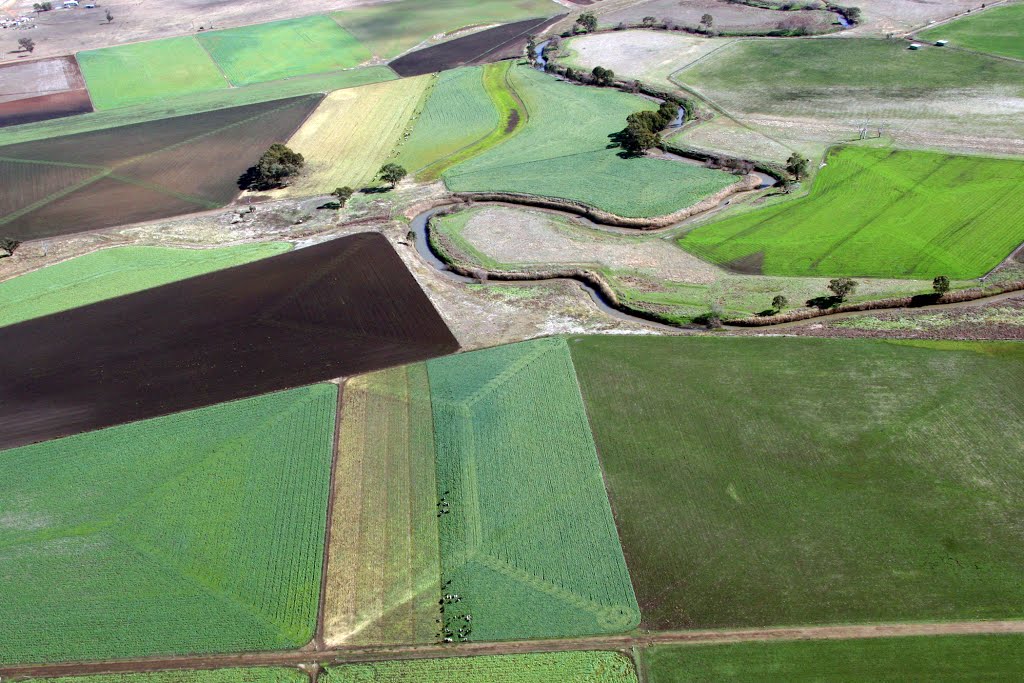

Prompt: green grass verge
xmin=919 ymin=4 xmax=1024 ymax=61
xmin=197 ymin=16 xmax=372 ymax=86
xmin=327 ymin=652 xmax=638 ymax=681
xmin=78 ymin=37 xmax=229 ymax=110
xmin=21 ymin=670 xmax=307 ymax=683
xmin=444 ymin=66 xmax=736 ymax=218
xmin=0 ymin=384 xmax=337 ymax=664
xmin=644 ymin=635 xmax=1024 ymax=682
xmin=0 ymin=244 xmax=290 ymax=328
xmin=332 ymin=0 xmax=560 ymax=60
xmin=427 ymin=337 xmax=640 ymax=641
xmin=570 ymin=336 xmax=1024 ymax=630
xmin=1 ymin=66 xmax=397 ymax=147
xmin=679 ymin=146 xmax=1024 ymax=279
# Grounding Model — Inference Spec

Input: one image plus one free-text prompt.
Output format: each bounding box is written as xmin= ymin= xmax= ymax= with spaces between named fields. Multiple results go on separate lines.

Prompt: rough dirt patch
xmin=0 ymin=95 xmax=321 ymax=242
xmin=459 ymin=205 xmax=719 ymax=284
xmin=603 ymin=0 xmax=836 ymax=33
xmin=389 ymin=16 xmax=560 ymax=77
xmin=0 ymin=56 xmax=92 ymax=126
xmin=0 ymin=232 xmax=458 ymax=451
xmin=561 ymin=30 xmax=731 ymax=92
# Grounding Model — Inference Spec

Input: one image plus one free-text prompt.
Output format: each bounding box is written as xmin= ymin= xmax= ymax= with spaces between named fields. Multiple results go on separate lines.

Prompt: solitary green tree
xmin=933 ymin=275 xmax=951 ymax=295
xmin=575 ymin=11 xmax=597 ymax=32
xmin=828 ymin=277 xmax=858 ymax=301
xmin=700 ymin=13 xmax=714 ymax=30
xmin=332 ymin=186 xmax=354 ymax=207
xmin=241 ymin=143 xmax=305 ymax=190
xmin=786 ymin=152 xmax=809 ymax=180
xmin=377 ymin=163 xmax=407 ymax=188
xmin=106 ymin=9 xmax=114 ymax=23
xmin=771 ymin=294 xmax=788 ymax=312
xmin=17 ymin=37 xmax=35 ymax=53
xmin=525 ymin=35 xmax=537 ymax=63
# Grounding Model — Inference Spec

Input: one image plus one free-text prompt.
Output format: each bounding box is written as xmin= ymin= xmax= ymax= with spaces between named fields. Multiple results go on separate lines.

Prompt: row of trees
xmin=768 ymin=275 xmax=952 ymax=314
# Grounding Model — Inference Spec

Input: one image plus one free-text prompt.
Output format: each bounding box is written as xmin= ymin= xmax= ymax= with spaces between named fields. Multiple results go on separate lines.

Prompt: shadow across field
xmin=0 ymin=94 xmax=321 ymax=241
xmin=0 ymin=232 xmax=458 ymax=450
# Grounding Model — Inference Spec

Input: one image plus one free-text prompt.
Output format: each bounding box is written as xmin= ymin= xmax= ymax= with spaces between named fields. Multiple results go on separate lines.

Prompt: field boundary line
xmin=314 ymin=381 xmax=346 ymax=651
xmin=191 ymin=34 xmax=237 ymax=88
xmin=105 ymin=174 xmax=221 ymax=209
xmin=0 ymin=170 xmax=109 ymax=227
xmin=5 ymin=619 xmax=1024 ymax=677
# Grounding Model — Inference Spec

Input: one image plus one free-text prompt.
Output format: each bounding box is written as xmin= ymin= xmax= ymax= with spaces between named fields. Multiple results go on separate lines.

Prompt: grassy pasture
xmin=197 ymin=16 xmax=372 ymax=86
xmin=275 ymin=76 xmax=430 ymax=195
xmin=327 ymin=652 xmax=638 ymax=682
xmin=0 ymin=244 xmax=290 ymax=328
xmin=674 ymin=38 xmax=1024 ymax=149
xmin=919 ymin=4 xmax=1024 ymax=61
xmin=396 ymin=63 xmax=522 ymax=180
xmin=644 ymin=634 xmax=1024 ymax=682
xmin=0 ymin=384 xmax=337 ymax=664
xmin=332 ymin=0 xmax=560 ymax=60
xmin=571 ymin=336 xmax=1024 ymax=630
xmin=679 ymin=146 xmax=1024 ymax=279
xmin=427 ymin=337 xmax=640 ymax=641
xmin=78 ymin=37 xmax=228 ymax=110
xmin=397 ymin=67 xmax=499 ymax=177
xmin=444 ymin=66 xmax=736 ymax=217
xmin=0 ymin=66 xmax=397 ymax=147
xmin=324 ymin=366 xmax=441 ymax=647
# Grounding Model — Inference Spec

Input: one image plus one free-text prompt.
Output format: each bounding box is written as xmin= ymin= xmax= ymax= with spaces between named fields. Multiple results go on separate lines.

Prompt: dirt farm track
xmin=0 ymin=232 xmax=458 ymax=450
xmin=2 ymin=620 xmax=1023 ymax=679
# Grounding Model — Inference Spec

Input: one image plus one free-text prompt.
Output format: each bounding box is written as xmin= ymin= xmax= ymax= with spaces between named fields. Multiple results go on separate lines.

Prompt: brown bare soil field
xmin=0 ymin=159 xmax=97 ymax=216
xmin=0 ymin=94 xmax=320 ymax=241
xmin=604 ymin=0 xmax=836 ymax=33
xmin=0 ymin=232 xmax=458 ymax=451
xmin=389 ymin=16 xmax=559 ymax=76
xmin=0 ymin=55 xmax=92 ymax=126
xmin=0 ymin=0 xmax=382 ymax=62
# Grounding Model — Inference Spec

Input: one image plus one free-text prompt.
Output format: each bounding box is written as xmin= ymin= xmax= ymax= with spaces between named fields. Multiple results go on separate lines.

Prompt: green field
xmin=397 ymin=66 xmax=501 ymax=179
xmin=0 ymin=244 xmax=290 ymax=328
xmin=78 ymin=37 xmax=229 ymax=109
xmin=328 ymin=652 xmax=637 ymax=682
xmin=0 ymin=384 xmax=337 ymax=664
xmin=444 ymin=66 xmax=737 ymax=217
xmin=1 ymin=67 xmax=397 ymax=147
xmin=570 ymin=336 xmax=1024 ymax=630
xmin=919 ymin=4 xmax=1024 ymax=60
xmin=197 ymin=16 xmax=372 ymax=86
xmin=24 ymin=670 xmax=308 ymax=683
xmin=427 ymin=337 xmax=640 ymax=641
xmin=325 ymin=366 xmax=441 ymax=647
xmin=679 ymin=146 xmax=1024 ymax=279
xmin=332 ymin=0 xmax=560 ymax=59
xmin=644 ymin=635 xmax=1024 ymax=682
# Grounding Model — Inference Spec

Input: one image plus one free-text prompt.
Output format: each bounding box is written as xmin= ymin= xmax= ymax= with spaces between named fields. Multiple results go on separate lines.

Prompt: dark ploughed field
xmin=0 ymin=56 xmax=93 ymax=127
xmin=0 ymin=232 xmax=459 ymax=450
xmin=0 ymin=94 xmax=321 ymax=241
xmin=389 ymin=16 xmax=560 ymax=77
